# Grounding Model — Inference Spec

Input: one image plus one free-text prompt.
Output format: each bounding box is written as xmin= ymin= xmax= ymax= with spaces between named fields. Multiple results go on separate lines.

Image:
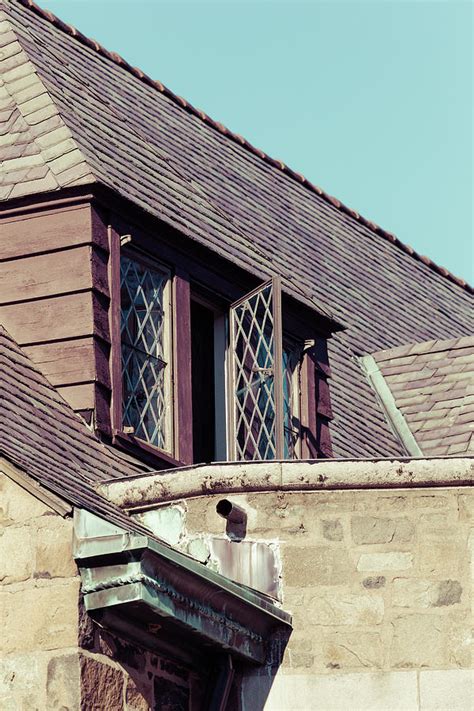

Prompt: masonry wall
xmin=0 ymin=473 xmax=207 ymax=710
xmin=182 ymin=484 xmax=473 ymax=710
xmin=0 ymin=472 xmax=81 ymax=710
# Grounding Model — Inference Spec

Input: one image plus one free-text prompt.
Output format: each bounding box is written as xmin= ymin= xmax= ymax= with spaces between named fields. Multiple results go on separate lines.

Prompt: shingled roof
xmin=371 ymin=336 xmax=474 ymax=457
xmin=0 ymin=325 xmax=152 ymax=531
xmin=1 ymin=0 xmax=473 ymax=457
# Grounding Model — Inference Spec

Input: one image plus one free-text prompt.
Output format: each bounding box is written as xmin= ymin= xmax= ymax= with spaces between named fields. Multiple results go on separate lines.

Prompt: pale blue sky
xmin=45 ymin=0 xmax=473 ymax=283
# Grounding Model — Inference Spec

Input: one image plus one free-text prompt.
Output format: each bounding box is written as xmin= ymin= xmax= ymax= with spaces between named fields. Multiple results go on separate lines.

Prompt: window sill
xmin=112 ymin=430 xmax=182 ymax=470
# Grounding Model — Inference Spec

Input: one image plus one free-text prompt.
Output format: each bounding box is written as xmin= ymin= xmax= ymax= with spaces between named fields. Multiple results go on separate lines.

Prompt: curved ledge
xmin=97 ymin=457 xmax=473 ymax=511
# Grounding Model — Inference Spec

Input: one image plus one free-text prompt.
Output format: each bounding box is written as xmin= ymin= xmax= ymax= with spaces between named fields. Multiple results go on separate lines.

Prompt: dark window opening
xmin=191 ymin=300 xmax=216 ymax=464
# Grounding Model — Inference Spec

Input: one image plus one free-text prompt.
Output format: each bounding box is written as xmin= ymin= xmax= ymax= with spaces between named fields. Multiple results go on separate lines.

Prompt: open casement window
xmin=229 ymin=278 xmax=302 ymax=461
xmin=120 ymin=252 xmax=173 ymax=453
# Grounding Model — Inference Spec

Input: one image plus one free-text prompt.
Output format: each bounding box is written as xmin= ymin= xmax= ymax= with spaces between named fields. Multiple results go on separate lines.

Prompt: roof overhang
xmin=73 ymin=509 xmax=291 ymax=667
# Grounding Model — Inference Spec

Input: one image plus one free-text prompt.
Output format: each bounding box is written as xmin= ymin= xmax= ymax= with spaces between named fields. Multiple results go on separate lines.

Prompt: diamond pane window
xmin=230 ymin=278 xmax=285 ymax=460
xmin=120 ymin=254 xmax=172 ymax=451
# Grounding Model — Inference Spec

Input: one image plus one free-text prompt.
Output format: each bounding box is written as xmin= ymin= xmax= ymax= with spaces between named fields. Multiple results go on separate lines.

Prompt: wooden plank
xmin=173 ymin=269 xmax=193 ymax=464
xmin=23 ymin=337 xmax=96 ymax=386
xmin=56 ymin=382 xmax=95 ymax=411
xmin=300 ymin=350 xmax=318 ymax=459
xmin=0 ymin=204 xmax=93 ymax=260
xmin=0 ymin=245 xmax=94 ymax=304
xmin=107 ymin=222 xmax=122 ymax=432
xmin=0 ymin=291 xmax=101 ymax=344
xmin=23 ymin=336 xmax=111 ymax=389
xmin=316 ymin=377 xmax=333 ymax=419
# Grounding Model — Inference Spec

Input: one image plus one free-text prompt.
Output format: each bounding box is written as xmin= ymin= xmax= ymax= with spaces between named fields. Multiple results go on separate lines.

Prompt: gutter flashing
xmin=74 ymin=509 xmax=291 ymax=665
xmin=360 ymin=355 xmax=423 ymax=457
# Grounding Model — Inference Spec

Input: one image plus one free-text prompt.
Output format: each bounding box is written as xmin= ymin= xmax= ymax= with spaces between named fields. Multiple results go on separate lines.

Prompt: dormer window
xmin=120 ymin=253 xmax=173 ymax=453
xmin=112 ymin=230 xmax=332 ymax=467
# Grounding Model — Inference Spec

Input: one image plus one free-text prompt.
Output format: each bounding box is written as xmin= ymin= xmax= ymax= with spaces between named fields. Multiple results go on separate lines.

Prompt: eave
xmin=74 ymin=509 xmax=292 ymax=667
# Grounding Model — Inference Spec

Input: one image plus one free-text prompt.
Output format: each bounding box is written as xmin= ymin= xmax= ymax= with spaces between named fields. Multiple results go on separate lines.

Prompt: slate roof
xmin=372 ymin=337 xmax=474 ymax=457
xmin=0 ymin=325 xmax=152 ymax=532
xmin=1 ymin=0 xmax=473 ymax=457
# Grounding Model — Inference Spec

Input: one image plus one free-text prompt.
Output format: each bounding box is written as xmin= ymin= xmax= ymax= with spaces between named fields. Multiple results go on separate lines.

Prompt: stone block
xmin=1 ymin=579 xmax=80 ymax=654
xmin=357 ymin=552 xmax=413 ymax=572
xmin=282 ymin=546 xmax=352 ymax=586
xmin=0 ymin=524 xmax=34 ymax=583
xmin=241 ymin=670 xmax=418 ymax=711
xmin=0 ymin=472 xmax=51 ymax=525
xmin=0 ymin=653 xmax=46 ymax=710
xmin=351 ymin=516 xmax=414 ymax=544
xmin=457 ymin=493 xmax=474 ymax=521
xmin=390 ymin=614 xmax=469 ymax=668
xmin=322 ymin=519 xmax=343 ymax=541
xmin=80 ymin=656 xmax=123 ymax=710
xmin=46 ymin=653 xmax=80 ymax=710
xmin=392 ymin=578 xmax=463 ymax=608
xmin=34 ymin=517 xmax=77 ymax=578
xmin=125 ymin=676 xmax=151 ymax=710
xmin=418 ymin=540 xmax=464 ymax=576
xmin=308 ymin=592 xmax=384 ymax=626
xmin=419 ymin=669 xmax=474 ymax=710
xmin=322 ymin=631 xmax=383 ymax=670
xmin=362 ymin=575 xmax=386 ymax=589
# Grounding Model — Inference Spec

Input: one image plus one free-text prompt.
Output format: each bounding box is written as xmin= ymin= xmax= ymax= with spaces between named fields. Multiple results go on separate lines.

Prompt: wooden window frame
xmin=109 ymin=226 xmax=193 ymax=467
xmin=108 ymin=223 xmax=324 ymax=467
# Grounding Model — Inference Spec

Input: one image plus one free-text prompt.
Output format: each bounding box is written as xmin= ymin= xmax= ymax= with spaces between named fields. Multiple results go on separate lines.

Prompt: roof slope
xmin=372 ymin=336 xmax=474 ymax=457
xmin=1 ymin=0 xmax=473 ymax=457
xmin=0 ymin=325 xmax=152 ymax=530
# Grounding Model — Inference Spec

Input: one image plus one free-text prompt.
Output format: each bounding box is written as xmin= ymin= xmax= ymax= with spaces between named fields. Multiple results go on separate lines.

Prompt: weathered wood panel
xmin=174 ymin=270 xmax=193 ymax=465
xmin=0 ymin=246 xmax=94 ymax=304
xmin=56 ymin=382 xmax=95 ymax=411
xmin=0 ymin=195 xmax=113 ymax=435
xmin=0 ymin=203 xmax=95 ymax=259
xmin=23 ymin=336 xmax=110 ymax=389
xmin=0 ymin=291 xmax=107 ymax=345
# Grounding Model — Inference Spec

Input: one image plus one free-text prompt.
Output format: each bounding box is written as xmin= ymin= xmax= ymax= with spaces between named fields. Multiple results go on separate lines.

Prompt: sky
xmin=44 ymin=0 xmax=473 ymax=283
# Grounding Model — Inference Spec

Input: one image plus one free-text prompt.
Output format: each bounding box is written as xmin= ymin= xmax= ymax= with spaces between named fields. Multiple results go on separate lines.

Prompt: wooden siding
xmin=0 ymin=198 xmax=111 ymax=430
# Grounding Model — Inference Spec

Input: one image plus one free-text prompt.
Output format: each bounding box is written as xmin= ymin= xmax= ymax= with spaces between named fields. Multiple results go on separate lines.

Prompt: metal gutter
xmin=360 ymin=355 xmax=423 ymax=456
xmin=74 ymin=510 xmax=291 ymax=665
xmin=96 ymin=456 xmax=473 ymax=511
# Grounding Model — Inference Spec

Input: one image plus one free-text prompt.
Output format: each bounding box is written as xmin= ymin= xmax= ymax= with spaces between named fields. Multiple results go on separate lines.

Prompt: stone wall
xmin=77 ymin=624 xmax=204 ymax=711
xmin=0 ymin=472 xmax=206 ymax=710
xmin=183 ymin=484 xmax=473 ymax=710
xmin=0 ymin=472 xmax=81 ymax=710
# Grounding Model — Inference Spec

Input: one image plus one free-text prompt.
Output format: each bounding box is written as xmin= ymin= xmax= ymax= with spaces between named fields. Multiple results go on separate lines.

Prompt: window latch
xmin=252 ymin=366 xmax=273 ymax=376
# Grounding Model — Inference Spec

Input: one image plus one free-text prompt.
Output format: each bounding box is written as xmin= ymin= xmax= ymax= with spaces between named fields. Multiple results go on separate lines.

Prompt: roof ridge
xmin=12 ymin=0 xmax=473 ymax=296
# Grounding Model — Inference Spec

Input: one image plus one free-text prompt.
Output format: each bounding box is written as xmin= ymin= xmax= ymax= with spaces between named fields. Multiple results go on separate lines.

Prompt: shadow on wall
xmin=79 ymin=597 xmax=291 ymax=710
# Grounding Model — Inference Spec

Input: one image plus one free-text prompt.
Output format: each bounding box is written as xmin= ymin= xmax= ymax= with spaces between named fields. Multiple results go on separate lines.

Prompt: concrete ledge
xmin=97 ymin=457 xmax=473 ymax=510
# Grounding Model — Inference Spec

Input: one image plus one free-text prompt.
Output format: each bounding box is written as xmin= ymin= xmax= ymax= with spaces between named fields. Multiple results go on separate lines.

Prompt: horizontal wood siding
xmin=23 ymin=336 xmax=110 ymax=389
xmin=0 ymin=199 xmax=112 ymax=429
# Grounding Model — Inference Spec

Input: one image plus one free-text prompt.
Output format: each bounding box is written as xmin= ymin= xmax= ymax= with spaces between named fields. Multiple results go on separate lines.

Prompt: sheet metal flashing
xmin=360 ymin=355 xmax=423 ymax=457
xmin=74 ymin=510 xmax=291 ymax=664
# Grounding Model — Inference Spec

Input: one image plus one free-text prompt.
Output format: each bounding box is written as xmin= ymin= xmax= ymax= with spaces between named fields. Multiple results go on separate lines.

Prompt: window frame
xmin=120 ymin=249 xmax=174 ymax=452
xmin=108 ymin=222 xmax=323 ymax=466
xmin=109 ymin=232 xmax=192 ymax=468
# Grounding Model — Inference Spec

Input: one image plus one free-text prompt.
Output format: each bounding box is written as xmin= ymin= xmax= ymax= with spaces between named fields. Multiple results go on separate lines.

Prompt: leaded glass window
xmin=229 ymin=278 xmax=300 ymax=461
xmin=120 ymin=254 xmax=172 ymax=451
